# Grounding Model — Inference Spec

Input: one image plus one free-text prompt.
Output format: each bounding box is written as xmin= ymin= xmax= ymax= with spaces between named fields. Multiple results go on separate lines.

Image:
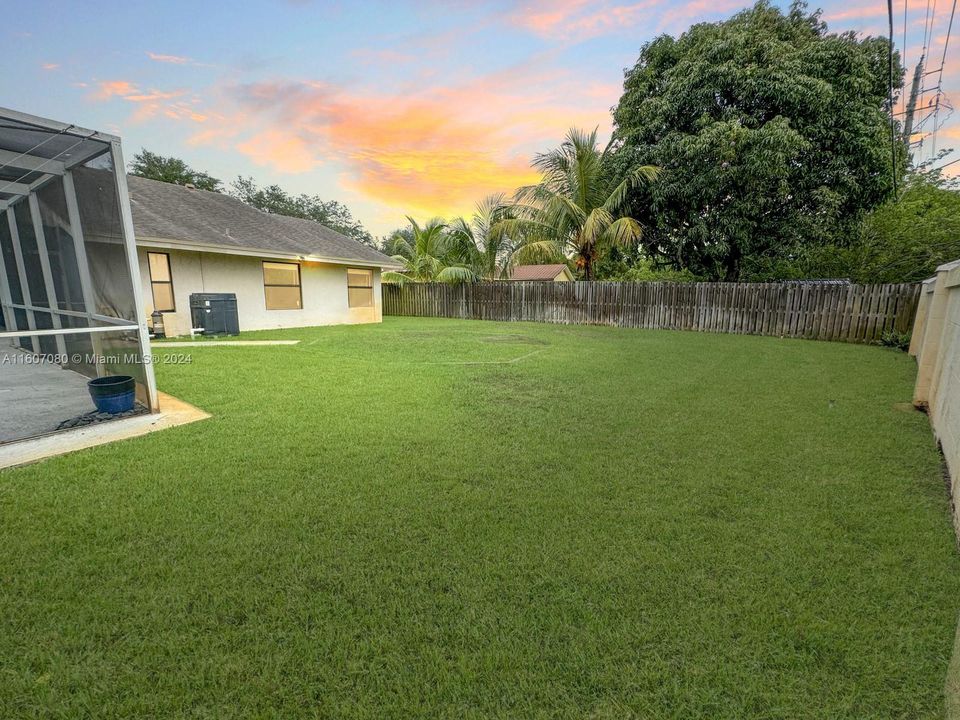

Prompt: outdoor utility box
xmin=189 ymin=293 xmax=240 ymax=336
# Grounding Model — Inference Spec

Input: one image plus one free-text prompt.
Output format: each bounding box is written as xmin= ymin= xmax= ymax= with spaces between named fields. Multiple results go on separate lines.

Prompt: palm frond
xmin=511 ymin=239 xmax=565 ymax=266
xmin=602 ymin=165 xmax=659 ymax=215
xmin=582 ymin=207 xmax=614 ymax=246
xmin=381 ymin=270 xmax=412 ymax=285
xmin=601 ymin=216 xmax=644 ymax=247
xmin=491 ymin=217 xmax=556 ymax=243
xmin=436 ymin=265 xmax=477 ymax=283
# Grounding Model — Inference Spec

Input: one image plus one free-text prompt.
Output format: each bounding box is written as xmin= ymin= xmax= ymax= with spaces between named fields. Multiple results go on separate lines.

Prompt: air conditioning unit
xmin=189 ymin=293 xmax=240 ymax=336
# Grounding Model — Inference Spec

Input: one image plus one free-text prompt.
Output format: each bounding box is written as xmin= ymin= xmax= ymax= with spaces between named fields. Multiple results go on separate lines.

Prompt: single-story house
xmin=128 ymin=176 xmax=400 ymax=336
xmin=506 ymin=264 xmax=574 ymax=282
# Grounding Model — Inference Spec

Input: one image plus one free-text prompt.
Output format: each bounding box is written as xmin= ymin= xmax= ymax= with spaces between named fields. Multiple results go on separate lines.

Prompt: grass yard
xmin=2 ymin=317 xmax=959 ymax=718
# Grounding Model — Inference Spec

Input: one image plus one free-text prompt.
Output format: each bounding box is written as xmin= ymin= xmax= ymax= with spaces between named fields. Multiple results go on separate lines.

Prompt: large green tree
xmin=610 ymin=1 xmax=904 ymax=281
xmin=231 ymin=177 xmax=375 ymax=247
xmin=498 ymin=128 xmax=658 ymax=280
xmin=129 ymin=149 xmax=222 ymax=192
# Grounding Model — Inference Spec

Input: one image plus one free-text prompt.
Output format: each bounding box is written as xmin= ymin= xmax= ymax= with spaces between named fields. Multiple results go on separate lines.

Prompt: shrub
xmin=880 ymin=329 xmax=912 ymax=351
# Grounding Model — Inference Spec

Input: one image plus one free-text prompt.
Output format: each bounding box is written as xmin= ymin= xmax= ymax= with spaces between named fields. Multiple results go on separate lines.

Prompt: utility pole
xmin=902 ymin=56 xmax=924 ymax=165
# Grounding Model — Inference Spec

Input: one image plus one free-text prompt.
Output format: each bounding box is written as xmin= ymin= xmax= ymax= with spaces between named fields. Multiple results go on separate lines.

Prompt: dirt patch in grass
xmin=480 ymin=334 xmax=550 ymax=345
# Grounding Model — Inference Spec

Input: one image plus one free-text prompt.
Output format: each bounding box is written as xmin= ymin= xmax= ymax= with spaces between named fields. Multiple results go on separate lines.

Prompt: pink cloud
xmin=507 ymin=0 xmax=747 ymax=40
xmin=350 ymin=47 xmax=416 ymax=65
xmin=653 ymin=0 xmax=747 ymax=30
xmin=821 ymin=2 xmax=887 ymax=22
xmin=41 ymin=63 xmax=59 ymax=71
xmin=508 ymin=0 xmax=655 ymax=39
xmin=147 ymin=52 xmax=192 ymax=65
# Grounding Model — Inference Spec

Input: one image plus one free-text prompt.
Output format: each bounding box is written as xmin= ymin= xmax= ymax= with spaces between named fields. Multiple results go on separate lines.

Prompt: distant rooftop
xmin=507 ymin=264 xmax=573 ymax=281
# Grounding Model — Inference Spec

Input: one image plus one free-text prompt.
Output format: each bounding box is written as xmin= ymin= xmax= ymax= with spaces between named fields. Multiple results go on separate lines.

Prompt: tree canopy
xmin=610 ymin=1 xmax=904 ymax=281
xmin=129 ymin=149 xmax=222 ymax=192
xmin=796 ymin=172 xmax=960 ymax=283
xmin=231 ymin=177 xmax=374 ymax=247
xmin=446 ymin=195 xmax=515 ymax=280
xmin=498 ymin=128 xmax=658 ymax=280
xmin=381 ymin=217 xmax=476 ymax=284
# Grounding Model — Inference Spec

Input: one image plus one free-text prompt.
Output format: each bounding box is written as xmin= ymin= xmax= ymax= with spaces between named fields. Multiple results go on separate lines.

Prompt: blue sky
xmin=4 ymin=0 xmax=956 ymax=235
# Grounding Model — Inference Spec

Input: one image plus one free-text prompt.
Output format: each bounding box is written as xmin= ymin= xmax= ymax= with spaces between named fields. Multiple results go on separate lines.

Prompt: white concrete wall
xmin=911 ymin=259 xmax=960 ymax=514
xmin=137 ymin=248 xmax=382 ymax=337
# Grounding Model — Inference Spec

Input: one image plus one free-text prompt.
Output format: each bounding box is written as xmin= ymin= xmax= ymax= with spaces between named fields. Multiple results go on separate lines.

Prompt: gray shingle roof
xmin=127 ymin=175 xmax=398 ymax=268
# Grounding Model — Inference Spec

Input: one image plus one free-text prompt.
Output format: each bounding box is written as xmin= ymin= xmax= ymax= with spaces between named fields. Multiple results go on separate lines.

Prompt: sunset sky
xmin=5 ymin=0 xmax=957 ymax=236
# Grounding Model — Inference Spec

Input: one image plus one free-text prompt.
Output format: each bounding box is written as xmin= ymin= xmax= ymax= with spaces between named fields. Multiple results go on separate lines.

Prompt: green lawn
xmin=2 ymin=317 xmax=958 ymax=718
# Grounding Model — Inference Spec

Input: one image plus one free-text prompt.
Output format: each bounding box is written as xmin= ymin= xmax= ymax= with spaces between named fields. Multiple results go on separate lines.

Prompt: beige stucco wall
xmin=137 ymin=248 xmax=383 ymax=337
xmin=911 ymin=259 xmax=960 ymax=515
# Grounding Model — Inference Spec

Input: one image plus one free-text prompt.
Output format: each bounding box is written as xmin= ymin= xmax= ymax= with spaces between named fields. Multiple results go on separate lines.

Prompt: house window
xmin=148 ymin=252 xmax=175 ymax=312
xmin=263 ymin=261 xmax=302 ymax=310
xmin=347 ymin=268 xmax=374 ymax=308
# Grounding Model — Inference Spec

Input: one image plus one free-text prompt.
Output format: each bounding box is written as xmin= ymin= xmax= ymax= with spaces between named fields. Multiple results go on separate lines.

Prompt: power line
xmin=919 ymin=0 xmax=937 ymax=144
xmin=888 ymin=0 xmax=900 ymax=195
xmin=900 ymin=0 xmax=910 ymax=114
xmin=930 ymin=0 xmax=957 ymax=154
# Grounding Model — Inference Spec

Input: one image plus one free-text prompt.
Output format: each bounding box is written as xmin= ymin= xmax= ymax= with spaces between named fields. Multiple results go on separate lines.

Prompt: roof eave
xmin=136 ymin=236 xmax=402 ymax=270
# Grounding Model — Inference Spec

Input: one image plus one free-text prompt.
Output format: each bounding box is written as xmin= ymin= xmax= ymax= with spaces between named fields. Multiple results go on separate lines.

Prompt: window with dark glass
xmin=347 ymin=268 xmax=374 ymax=308
xmin=148 ymin=252 xmax=175 ymax=312
xmin=263 ymin=261 xmax=302 ymax=310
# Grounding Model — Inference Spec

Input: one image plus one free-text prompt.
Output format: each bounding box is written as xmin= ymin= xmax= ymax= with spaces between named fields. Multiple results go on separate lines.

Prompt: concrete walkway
xmin=156 ymin=340 xmax=300 ymax=347
xmin=0 ymin=345 xmax=94 ymax=444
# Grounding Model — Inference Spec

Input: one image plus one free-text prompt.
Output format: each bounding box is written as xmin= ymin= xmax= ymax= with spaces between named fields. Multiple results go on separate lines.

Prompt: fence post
xmin=909 ymin=279 xmax=936 ymax=357
xmin=914 ymin=261 xmax=960 ymax=409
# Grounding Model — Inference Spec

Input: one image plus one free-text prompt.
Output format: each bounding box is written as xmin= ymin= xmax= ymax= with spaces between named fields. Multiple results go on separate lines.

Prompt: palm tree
xmin=445 ymin=194 xmax=515 ymax=280
xmin=381 ymin=216 xmax=476 ymax=284
xmin=496 ymin=127 xmax=658 ymax=280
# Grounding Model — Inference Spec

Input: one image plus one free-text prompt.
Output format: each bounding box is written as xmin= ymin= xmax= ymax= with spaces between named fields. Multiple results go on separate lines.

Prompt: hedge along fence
xmin=383 ymin=281 xmax=921 ymax=343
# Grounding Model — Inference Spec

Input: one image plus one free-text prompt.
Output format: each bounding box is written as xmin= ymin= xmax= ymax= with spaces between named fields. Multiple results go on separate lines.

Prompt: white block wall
xmin=912 ymin=259 xmax=960 ymax=513
xmin=137 ymin=248 xmax=382 ymax=337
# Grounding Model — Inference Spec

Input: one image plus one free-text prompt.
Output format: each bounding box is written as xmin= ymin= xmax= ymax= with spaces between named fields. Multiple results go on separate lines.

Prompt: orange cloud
xmin=41 ymin=63 xmax=59 ymax=71
xmin=147 ymin=52 xmax=192 ymax=65
xmin=124 ymin=89 xmax=186 ymax=102
xmin=203 ymin=63 xmax=612 ymax=218
xmin=93 ymin=80 xmax=138 ymax=100
xmin=236 ymin=130 xmax=321 ymax=173
xmin=90 ymin=80 xmax=203 ymax=125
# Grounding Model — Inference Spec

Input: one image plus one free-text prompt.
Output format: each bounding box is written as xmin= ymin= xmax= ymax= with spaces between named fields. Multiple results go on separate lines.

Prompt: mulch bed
xmin=56 ymin=404 xmax=150 ymax=431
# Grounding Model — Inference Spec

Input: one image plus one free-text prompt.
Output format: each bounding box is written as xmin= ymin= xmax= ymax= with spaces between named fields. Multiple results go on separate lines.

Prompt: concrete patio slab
xmin=0 ymin=345 xmax=94 ymax=443
xmin=0 ymin=391 xmax=210 ymax=470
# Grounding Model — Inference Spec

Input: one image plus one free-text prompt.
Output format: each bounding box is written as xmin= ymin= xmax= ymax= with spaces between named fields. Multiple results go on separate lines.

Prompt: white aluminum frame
xmin=0 ymin=107 xmax=159 ymax=412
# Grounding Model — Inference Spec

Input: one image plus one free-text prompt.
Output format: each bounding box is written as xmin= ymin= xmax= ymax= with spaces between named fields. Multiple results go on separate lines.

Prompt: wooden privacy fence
xmin=383 ymin=281 xmax=921 ymax=343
